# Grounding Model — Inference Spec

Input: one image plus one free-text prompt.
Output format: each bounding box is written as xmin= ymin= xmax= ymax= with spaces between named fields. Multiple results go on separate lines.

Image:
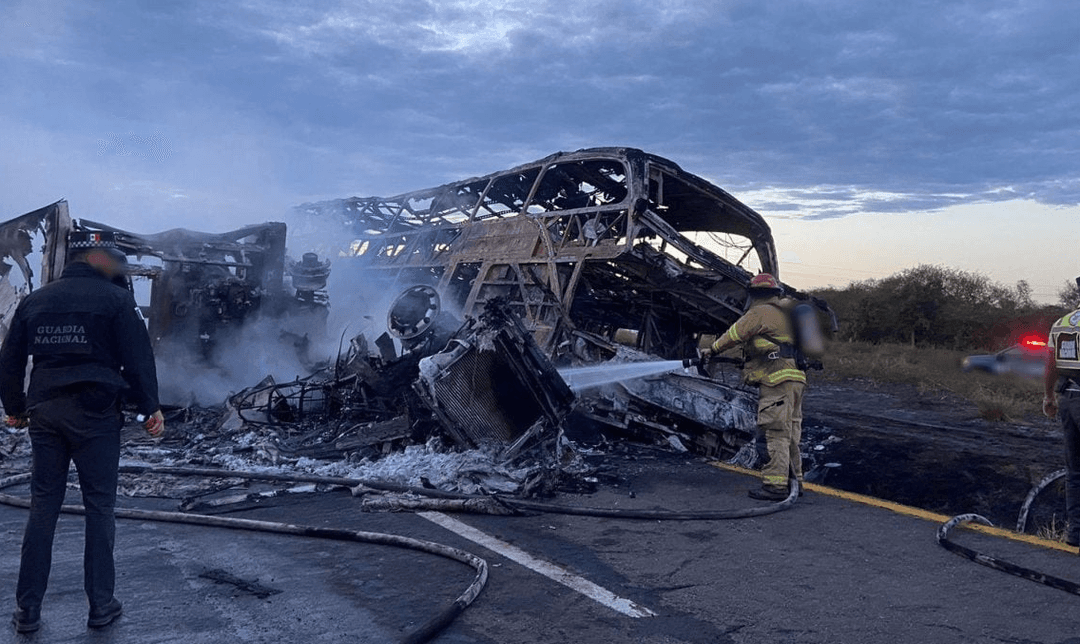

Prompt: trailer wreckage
xmin=0 ymin=200 xmax=330 ymax=360
xmin=0 ymin=149 xmax=830 ymax=497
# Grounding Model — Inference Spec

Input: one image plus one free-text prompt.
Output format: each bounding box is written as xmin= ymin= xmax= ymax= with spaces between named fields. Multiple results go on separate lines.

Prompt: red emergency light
xmin=1019 ymin=333 xmax=1047 ymax=350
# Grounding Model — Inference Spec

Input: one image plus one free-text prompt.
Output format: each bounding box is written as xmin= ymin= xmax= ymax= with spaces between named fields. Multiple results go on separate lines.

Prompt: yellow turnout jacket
xmin=711 ymin=296 xmax=806 ymax=386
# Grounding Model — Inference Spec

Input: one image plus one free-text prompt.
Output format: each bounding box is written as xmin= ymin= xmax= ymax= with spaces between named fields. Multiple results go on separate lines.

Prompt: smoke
xmin=0 ymin=176 xmax=452 ymax=410
xmin=153 ymin=205 xmax=422 ymax=407
xmin=155 ymin=316 xmax=317 ymax=407
xmin=283 ymin=206 xmax=440 ymax=362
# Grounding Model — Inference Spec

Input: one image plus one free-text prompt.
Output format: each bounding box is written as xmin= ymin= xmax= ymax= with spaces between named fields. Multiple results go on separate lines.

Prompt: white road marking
xmin=418 ymin=511 xmax=657 ymax=619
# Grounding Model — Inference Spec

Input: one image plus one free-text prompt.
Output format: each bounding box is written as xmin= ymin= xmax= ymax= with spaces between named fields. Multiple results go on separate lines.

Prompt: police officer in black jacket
xmin=0 ymin=231 xmax=163 ymax=633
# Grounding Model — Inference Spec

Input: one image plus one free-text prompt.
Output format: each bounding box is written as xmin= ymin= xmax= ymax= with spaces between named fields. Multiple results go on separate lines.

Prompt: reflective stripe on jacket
xmin=1049 ymin=308 xmax=1080 ymax=378
xmin=713 ymin=296 xmax=806 ymax=386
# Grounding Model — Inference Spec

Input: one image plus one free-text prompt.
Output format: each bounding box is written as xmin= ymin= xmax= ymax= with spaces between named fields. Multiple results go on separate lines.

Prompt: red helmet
xmin=748 ymin=273 xmax=781 ymax=291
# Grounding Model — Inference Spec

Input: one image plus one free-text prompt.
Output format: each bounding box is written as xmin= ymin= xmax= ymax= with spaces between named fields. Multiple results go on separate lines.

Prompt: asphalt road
xmin=1 ymin=452 xmax=1078 ymax=643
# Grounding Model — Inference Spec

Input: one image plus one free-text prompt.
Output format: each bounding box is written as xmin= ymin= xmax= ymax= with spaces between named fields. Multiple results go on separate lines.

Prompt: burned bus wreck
xmin=0 ymin=149 xmax=829 ymax=494
xmin=299 ymin=147 xmax=831 ymax=456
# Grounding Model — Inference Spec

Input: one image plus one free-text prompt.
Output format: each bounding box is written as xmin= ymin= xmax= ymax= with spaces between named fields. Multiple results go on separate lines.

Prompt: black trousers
xmin=16 ymin=390 xmax=122 ymax=611
xmin=1063 ymin=390 xmax=1080 ymax=541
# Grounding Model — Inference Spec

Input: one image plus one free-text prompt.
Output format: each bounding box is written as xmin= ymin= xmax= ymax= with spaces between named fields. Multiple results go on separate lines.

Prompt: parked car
xmin=962 ymin=337 xmax=1048 ymax=379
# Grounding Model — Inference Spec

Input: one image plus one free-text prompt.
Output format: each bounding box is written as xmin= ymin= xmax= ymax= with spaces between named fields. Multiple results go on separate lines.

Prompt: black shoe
xmin=748 ymin=487 xmax=788 ymax=501
xmin=12 ymin=606 xmax=41 ymax=633
xmin=87 ymin=598 xmax=122 ymax=628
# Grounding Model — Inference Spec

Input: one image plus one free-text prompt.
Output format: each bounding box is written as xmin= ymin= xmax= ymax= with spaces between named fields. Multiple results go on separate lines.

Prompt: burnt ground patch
xmin=803 ymin=379 xmax=1066 ymax=531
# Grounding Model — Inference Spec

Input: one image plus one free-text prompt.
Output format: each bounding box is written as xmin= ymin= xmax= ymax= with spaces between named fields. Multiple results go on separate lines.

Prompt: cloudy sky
xmin=1 ymin=0 xmax=1077 ymax=299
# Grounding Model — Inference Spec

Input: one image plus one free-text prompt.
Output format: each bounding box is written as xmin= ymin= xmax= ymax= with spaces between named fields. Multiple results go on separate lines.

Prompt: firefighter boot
xmin=748 ymin=486 xmax=788 ymax=501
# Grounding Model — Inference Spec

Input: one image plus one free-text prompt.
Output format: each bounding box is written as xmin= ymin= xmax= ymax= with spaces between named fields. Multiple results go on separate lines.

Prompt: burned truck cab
xmin=39 ymin=215 xmax=330 ymax=366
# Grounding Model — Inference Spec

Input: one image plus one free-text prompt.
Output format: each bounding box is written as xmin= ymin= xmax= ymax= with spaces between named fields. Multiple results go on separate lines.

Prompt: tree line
xmin=810 ymin=265 xmax=1079 ymax=351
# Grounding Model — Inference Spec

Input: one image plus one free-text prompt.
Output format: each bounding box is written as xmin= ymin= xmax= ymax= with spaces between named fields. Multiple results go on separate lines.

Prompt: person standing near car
xmin=0 ymin=231 xmax=163 ymax=633
xmin=1044 ymin=288 xmax=1080 ymax=550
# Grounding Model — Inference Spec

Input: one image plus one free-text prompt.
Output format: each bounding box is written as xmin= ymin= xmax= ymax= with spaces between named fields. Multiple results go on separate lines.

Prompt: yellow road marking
xmin=710 ymin=461 xmax=1076 ymax=553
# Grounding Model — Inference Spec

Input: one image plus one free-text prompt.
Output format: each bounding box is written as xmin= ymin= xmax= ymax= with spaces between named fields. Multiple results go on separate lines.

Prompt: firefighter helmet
xmin=748 ymin=273 xmax=781 ymax=291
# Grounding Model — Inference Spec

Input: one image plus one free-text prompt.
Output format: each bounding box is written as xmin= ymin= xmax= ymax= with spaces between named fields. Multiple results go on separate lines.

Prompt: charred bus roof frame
xmin=299 ymin=147 xmax=821 ymax=361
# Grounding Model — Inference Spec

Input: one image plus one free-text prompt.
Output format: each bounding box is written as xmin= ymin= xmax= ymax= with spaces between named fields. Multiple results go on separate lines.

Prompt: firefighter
xmin=0 ymin=231 xmax=163 ymax=633
xmin=702 ymin=273 xmax=805 ymax=500
xmin=1044 ymin=290 xmax=1080 ymax=550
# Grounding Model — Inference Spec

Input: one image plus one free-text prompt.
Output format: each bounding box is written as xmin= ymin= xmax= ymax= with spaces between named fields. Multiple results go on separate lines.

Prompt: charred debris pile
xmin=192 ymin=291 xmax=580 ymax=498
xmin=0 ymin=149 xmax=835 ymax=506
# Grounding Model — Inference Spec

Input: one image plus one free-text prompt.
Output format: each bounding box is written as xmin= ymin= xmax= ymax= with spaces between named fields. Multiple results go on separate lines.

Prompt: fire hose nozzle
xmin=685 ymin=353 xmax=744 ymax=375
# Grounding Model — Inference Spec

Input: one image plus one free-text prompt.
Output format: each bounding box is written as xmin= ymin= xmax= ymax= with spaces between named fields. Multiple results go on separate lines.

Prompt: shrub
xmin=813 ymin=264 xmax=1063 ymax=352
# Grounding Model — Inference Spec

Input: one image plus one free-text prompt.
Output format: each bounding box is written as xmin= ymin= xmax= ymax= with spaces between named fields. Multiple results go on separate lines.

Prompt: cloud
xmin=0 ymin=0 xmax=84 ymax=62
xmin=229 ymin=0 xmax=712 ymax=58
xmin=0 ymin=0 xmax=1076 ymax=233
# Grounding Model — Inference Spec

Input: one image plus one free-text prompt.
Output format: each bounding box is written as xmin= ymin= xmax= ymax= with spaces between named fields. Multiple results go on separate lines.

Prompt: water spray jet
xmin=557 ymin=360 xmax=688 ymax=392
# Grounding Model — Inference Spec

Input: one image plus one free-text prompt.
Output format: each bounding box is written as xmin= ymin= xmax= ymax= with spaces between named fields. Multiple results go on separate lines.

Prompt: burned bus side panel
xmin=0 ymin=200 xmax=71 ymax=339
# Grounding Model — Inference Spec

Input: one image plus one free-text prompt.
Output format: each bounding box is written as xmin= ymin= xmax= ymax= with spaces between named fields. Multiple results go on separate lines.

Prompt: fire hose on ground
xmin=120 ymin=463 xmax=800 ymax=520
xmin=487 ymin=476 xmax=798 ymax=520
xmin=99 ymin=465 xmax=1080 ymax=609
xmin=937 ymin=514 xmax=1080 ymax=597
xmin=0 ymin=468 xmax=488 ymax=644
xmin=1015 ymin=468 xmax=1067 ymax=533
xmin=936 ymin=470 xmax=1080 ymax=598
xmin=0 ymin=463 xmax=798 ymax=641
